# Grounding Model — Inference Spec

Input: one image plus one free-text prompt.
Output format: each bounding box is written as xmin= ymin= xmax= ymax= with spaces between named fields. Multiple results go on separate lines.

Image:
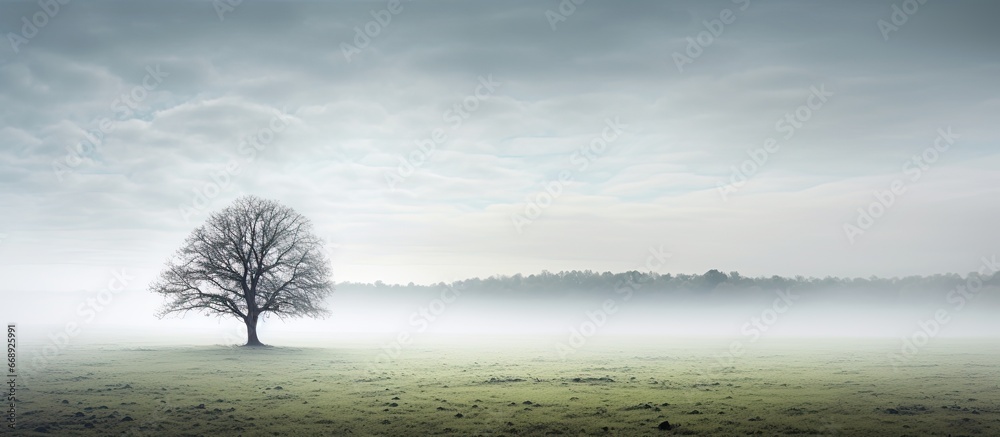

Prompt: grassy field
xmin=10 ymin=337 xmax=1000 ymax=436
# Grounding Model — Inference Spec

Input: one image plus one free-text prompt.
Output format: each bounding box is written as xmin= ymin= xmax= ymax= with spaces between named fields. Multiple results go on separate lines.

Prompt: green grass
xmin=11 ymin=338 xmax=1000 ymax=436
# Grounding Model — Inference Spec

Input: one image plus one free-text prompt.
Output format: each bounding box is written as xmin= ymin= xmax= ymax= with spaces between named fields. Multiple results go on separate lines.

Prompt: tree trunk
xmin=245 ymin=314 xmax=264 ymax=347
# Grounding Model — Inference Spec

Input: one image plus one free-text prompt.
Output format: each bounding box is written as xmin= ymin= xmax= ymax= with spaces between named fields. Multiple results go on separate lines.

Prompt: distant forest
xmin=337 ymin=269 xmax=1000 ymax=299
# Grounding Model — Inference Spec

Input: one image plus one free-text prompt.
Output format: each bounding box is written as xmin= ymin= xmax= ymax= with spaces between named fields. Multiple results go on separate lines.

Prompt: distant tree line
xmin=338 ymin=269 xmax=1000 ymax=298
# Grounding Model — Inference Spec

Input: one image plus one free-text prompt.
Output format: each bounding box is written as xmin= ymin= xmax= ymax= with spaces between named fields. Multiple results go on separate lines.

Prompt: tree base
xmin=242 ymin=341 xmax=270 ymax=348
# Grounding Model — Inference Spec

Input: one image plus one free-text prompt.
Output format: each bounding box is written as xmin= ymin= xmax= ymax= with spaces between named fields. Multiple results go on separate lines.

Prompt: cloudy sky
xmin=1 ymin=0 xmax=998 ymax=304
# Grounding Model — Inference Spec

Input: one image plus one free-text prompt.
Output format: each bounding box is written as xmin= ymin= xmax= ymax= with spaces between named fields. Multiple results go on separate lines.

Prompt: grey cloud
xmin=0 ymin=0 xmax=997 ymax=296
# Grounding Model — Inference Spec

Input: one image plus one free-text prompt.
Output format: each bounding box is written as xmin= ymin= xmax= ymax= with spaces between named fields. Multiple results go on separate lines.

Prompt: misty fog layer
xmin=17 ymin=270 xmax=999 ymax=357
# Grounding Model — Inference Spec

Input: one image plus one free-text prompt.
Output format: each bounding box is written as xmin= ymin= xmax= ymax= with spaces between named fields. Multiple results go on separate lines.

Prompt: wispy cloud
xmin=0 ymin=0 xmax=998 ymax=295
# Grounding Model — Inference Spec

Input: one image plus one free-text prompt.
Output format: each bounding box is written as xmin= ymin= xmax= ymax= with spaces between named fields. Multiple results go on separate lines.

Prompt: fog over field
xmin=13 ymin=271 xmax=1000 ymax=375
xmin=2 ymin=0 xmax=999 ymax=435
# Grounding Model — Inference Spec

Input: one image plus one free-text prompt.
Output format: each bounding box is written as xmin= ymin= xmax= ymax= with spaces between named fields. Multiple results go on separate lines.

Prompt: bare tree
xmin=151 ymin=195 xmax=333 ymax=346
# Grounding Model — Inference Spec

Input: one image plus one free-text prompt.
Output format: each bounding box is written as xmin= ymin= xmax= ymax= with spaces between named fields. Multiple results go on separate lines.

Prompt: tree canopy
xmin=151 ymin=195 xmax=334 ymax=346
